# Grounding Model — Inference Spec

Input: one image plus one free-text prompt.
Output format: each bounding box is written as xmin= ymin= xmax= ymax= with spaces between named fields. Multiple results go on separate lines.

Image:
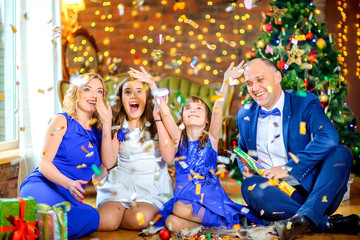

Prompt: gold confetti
xmin=92 ymin=179 xmax=103 ymax=186
xmin=200 ymin=193 xmax=204 ymax=204
xmin=286 ymin=221 xmax=292 ymax=230
xmin=210 ymin=169 xmax=216 ymax=175
xmin=272 ymin=211 xmax=285 ymax=214
xmin=10 ymin=24 xmax=17 ymax=33
xmin=81 ymin=145 xmax=89 ymax=154
xmin=76 ymin=164 xmax=87 ymax=168
xmin=177 ymin=185 xmax=183 ymax=189
xmin=150 ymin=213 xmax=162 ymax=225
xmin=136 ymin=212 xmax=145 ymax=225
xmin=24 ymin=13 xmax=29 ymax=20
xmin=89 ymin=118 xmax=98 ymax=126
xmin=0 ymin=93 xmax=4 ymax=100
xmin=173 ymin=1 xmax=185 ymax=11
xmin=300 ymin=122 xmax=306 ymax=135
xmin=38 ymin=89 xmax=45 ymax=94
xmin=20 ymin=127 xmax=25 ymax=131
xmin=210 ymin=94 xmax=224 ymax=102
xmin=233 ymin=224 xmax=240 ymax=230
xmin=319 ymin=125 xmax=323 ymax=129
xmin=247 ymin=184 xmax=256 ymax=191
xmin=174 ymin=156 xmax=186 ymax=161
xmin=143 ymin=142 xmax=153 ymax=152
xmin=43 ymin=151 xmax=48 ymax=156
xmin=212 ymin=106 xmax=219 ymax=110
xmin=289 ymin=152 xmax=299 ymax=163
xmin=193 ymin=175 xmax=204 ymax=179
xmin=322 ymin=196 xmax=328 ymax=202
xmin=268 ymin=179 xmax=279 ymax=186
xmin=195 ymin=184 xmax=201 ymax=195
xmin=205 ymin=42 xmax=216 ymax=50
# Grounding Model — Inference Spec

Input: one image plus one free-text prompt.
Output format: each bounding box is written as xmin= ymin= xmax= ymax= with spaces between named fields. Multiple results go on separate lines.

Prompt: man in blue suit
xmin=237 ymin=58 xmax=360 ymax=240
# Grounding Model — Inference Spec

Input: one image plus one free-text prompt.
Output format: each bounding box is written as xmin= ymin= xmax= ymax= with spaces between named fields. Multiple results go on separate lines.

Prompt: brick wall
xmin=74 ymin=0 xmax=325 ymax=115
xmin=0 ymin=162 xmax=19 ymax=198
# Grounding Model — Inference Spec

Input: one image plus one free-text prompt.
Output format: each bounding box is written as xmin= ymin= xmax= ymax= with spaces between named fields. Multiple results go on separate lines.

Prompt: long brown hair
xmin=111 ymin=78 xmax=156 ymax=143
xmin=179 ymin=96 xmax=212 ymax=151
xmin=62 ymin=73 xmax=107 ymax=130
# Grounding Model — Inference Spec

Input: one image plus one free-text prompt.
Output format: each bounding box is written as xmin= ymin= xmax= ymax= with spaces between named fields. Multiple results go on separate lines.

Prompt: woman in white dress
xmin=95 ymin=72 xmax=174 ymax=231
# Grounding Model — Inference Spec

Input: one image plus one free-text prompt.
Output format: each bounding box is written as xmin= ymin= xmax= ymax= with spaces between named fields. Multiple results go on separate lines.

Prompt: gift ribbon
xmin=0 ymin=197 xmax=39 ymax=240
xmin=36 ymin=202 xmax=71 ymax=239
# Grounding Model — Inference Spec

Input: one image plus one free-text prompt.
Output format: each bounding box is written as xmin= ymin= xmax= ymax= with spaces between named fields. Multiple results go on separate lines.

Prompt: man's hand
xmin=242 ymin=166 xmax=256 ymax=179
xmin=262 ymin=165 xmax=290 ymax=180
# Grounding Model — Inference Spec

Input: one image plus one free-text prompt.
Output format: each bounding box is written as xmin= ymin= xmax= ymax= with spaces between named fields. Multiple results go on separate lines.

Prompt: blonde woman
xmin=20 ymin=73 xmax=113 ymax=239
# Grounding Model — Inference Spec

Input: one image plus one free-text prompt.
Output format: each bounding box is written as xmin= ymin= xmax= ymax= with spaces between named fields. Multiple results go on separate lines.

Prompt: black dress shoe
xmin=274 ymin=215 xmax=311 ymax=240
xmin=325 ymin=214 xmax=360 ymax=235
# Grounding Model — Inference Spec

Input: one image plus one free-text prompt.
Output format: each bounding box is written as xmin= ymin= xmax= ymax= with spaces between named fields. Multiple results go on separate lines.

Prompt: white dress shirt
xmin=256 ymin=91 xmax=299 ymax=186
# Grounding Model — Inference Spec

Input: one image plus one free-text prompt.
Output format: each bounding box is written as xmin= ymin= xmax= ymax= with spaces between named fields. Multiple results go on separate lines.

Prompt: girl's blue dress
xmin=155 ymin=138 xmax=266 ymax=228
xmin=20 ymin=113 xmax=101 ymax=239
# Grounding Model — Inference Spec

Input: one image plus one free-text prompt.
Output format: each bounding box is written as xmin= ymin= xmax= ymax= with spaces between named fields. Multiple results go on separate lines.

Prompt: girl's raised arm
xmin=208 ymin=61 xmax=245 ymax=151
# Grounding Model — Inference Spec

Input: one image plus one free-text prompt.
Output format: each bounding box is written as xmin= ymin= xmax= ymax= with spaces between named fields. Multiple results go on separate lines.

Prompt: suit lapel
xmin=249 ymin=103 xmax=260 ymax=151
xmin=282 ymin=92 xmax=292 ymax=153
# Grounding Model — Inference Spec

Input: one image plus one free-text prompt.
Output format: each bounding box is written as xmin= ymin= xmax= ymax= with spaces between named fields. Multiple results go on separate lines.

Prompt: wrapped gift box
xmin=36 ymin=202 xmax=70 ymax=240
xmin=0 ymin=197 xmax=38 ymax=240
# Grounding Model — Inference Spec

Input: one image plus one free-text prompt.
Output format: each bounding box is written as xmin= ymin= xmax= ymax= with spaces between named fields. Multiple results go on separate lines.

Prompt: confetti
xmin=272 ymin=211 xmax=285 ymax=215
xmin=150 ymin=213 xmax=163 ymax=226
xmin=179 ymin=123 xmax=185 ymax=131
xmin=38 ymin=89 xmax=45 ymax=94
xmin=286 ymin=221 xmax=292 ymax=230
xmin=210 ymin=94 xmax=224 ymax=102
xmin=20 ymin=127 xmax=25 ymax=131
xmin=205 ymin=42 xmax=216 ymax=51
xmin=233 ymin=224 xmax=240 ymax=230
xmin=43 ymin=151 xmax=48 ymax=156
xmin=89 ymin=118 xmax=98 ymax=126
xmin=143 ymin=142 xmax=153 ymax=152
xmin=76 ymin=164 xmax=87 ymax=168
xmin=10 ymin=24 xmax=17 ymax=33
xmin=81 ymin=145 xmax=89 ymax=154
xmin=296 ymin=90 xmax=307 ymax=97
xmin=288 ymin=152 xmax=299 ymax=163
xmin=322 ymin=196 xmax=328 ymax=202
xmin=24 ymin=13 xmax=29 ymax=20
xmin=152 ymin=88 xmax=169 ymax=97
xmin=174 ymin=156 xmax=186 ymax=161
xmin=190 ymin=56 xmax=198 ymax=69
xmin=168 ymin=222 xmax=173 ymax=231
xmin=86 ymin=152 xmax=94 ymax=158
xmin=92 ymin=179 xmax=103 ymax=186
xmin=226 ymin=77 xmax=239 ymax=86
xmin=91 ymin=164 xmax=102 ymax=176
xmin=241 ymin=207 xmax=249 ymax=214
xmin=136 ymin=212 xmax=145 ymax=225
xmin=225 ymin=5 xmax=235 ymax=12
xmin=195 ymin=184 xmax=201 ymax=195
xmin=179 ymin=161 xmax=188 ymax=169
xmin=177 ymin=185 xmax=183 ymax=189
xmin=0 ymin=93 xmax=4 ymax=100
xmin=244 ymin=116 xmax=250 ymax=121
xmin=117 ymin=4 xmax=125 ymax=15
xmin=159 ymin=34 xmax=163 ymax=44
xmin=319 ymin=125 xmax=323 ymax=129
xmin=260 ymin=209 xmax=265 ymax=216
xmin=173 ymin=1 xmax=185 ymax=11
xmin=300 ymin=122 xmax=306 ymax=135
xmin=247 ymin=183 xmax=256 ymax=191
xmin=154 ymin=168 xmax=160 ymax=180
xmin=200 ymin=193 xmax=204 ymax=204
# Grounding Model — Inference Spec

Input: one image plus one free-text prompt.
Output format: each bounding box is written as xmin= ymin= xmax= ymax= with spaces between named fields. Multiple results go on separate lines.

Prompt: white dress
xmin=96 ymin=120 xmax=174 ymax=209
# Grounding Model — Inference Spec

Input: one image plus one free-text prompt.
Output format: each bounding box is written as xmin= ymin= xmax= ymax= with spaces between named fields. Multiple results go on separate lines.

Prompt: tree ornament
xmin=301 ymin=63 xmax=313 ymax=70
xmin=265 ymin=44 xmax=274 ymax=55
xmin=295 ymin=34 xmax=306 ymax=41
xmin=265 ymin=23 xmax=273 ymax=32
xmin=286 ymin=44 xmax=306 ymax=66
xmin=267 ymin=6 xmax=288 ymax=24
xmin=308 ymin=54 xmax=317 ymax=63
xmin=277 ymin=59 xmax=285 ymax=70
xmin=316 ymin=38 xmax=326 ymax=49
xmin=319 ymin=93 xmax=328 ymax=103
xmin=304 ymin=80 xmax=309 ymax=88
xmin=159 ymin=229 xmax=171 ymax=240
xmin=277 ymin=20 xmax=283 ymax=25
xmin=306 ymin=32 xmax=314 ymax=40
xmin=257 ymin=40 xmax=266 ymax=48
xmin=193 ymin=234 xmax=199 ymax=240
xmin=248 ymin=50 xmax=255 ymax=58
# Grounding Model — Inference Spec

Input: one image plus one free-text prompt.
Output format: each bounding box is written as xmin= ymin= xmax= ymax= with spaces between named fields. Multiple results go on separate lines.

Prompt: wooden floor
xmin=79 ymin=175 xmax=360 ymax=240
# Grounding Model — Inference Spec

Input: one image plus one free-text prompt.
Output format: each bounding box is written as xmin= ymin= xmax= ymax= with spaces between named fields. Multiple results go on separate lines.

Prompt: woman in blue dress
xmin=129 ymin=63 xmax=267 ymax=231
xmin=20 ymin=73 xmax=113 ymax=239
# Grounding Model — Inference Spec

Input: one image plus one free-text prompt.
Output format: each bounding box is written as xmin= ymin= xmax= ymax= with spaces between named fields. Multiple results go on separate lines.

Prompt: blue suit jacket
xmin=236 ymin=91 xmax=339 ymax=192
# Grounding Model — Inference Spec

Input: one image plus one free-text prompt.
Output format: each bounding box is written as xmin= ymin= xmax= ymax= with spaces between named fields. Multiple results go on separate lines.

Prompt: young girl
xmin=130 ymin=63 xmax=266 ymax=231
xmin=95 ymin=76 xmax=174 ymax=231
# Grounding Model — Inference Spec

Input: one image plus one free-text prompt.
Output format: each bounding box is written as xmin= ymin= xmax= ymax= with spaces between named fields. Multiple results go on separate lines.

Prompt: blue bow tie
xmin=259 ymin=108 xmax=281 ymax=118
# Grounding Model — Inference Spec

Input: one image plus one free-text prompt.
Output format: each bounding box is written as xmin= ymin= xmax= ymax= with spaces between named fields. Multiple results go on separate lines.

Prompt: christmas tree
xmin=238 ymin=0 xmax=360 ymax=176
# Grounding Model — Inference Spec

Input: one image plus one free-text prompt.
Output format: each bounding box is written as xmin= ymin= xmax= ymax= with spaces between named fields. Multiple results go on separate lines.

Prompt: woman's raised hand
xmin=96 ymin=95 xmax=112 ymax=126
xmin=128 ymin=66 xmax=157 ymax=91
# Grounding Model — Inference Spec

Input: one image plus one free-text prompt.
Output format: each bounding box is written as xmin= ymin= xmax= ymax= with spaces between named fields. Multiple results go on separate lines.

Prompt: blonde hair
xmin=179 ymin=96 xmax=212 ymax=151
xmin=62 ymin=73 xmax=107 ymax=129
xmin=111 ymin=77 xmax=156 ymax=143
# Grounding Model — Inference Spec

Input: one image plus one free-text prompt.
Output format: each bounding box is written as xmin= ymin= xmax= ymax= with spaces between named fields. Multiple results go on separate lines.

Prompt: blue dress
xmin=20 ymin=113 xmax=101 ymax=239
xmin=155 ymin=138 xmax=266 ymax=229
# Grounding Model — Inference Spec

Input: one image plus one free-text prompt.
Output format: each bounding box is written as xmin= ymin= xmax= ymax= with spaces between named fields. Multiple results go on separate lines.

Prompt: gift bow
xmin=36 ymin=202 xmax=71 ymax=239
xmin=0 ymin=197 xmax=39 ymax=240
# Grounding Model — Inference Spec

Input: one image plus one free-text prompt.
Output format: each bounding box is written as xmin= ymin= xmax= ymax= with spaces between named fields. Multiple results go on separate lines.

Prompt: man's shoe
xmin=274 ymin=215 xmax=310 ymax=240
xmin=325 ymin=214 xmax=360 ymax=235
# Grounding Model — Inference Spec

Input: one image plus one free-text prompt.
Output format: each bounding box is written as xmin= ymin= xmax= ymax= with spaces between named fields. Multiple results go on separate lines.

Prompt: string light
xmin=337 ymin=0 xmax=348 ymax=78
